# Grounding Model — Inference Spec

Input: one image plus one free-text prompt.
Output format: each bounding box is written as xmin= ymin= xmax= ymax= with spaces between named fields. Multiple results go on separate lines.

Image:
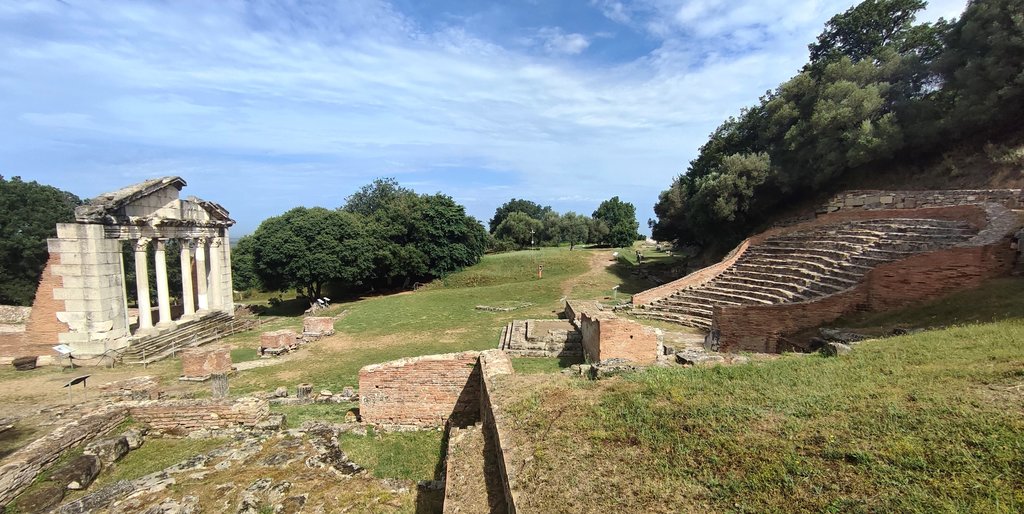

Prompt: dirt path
xmin=561 ymin=249 xmax=617 ymax=297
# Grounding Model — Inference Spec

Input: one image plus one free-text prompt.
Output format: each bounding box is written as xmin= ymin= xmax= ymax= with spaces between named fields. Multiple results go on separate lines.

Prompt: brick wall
xmin=633 ymin=204 xmax=991 ymax=307
xmin=260 ymin=330 xmax=297 ymax=350
xmin=822 ymin=189 xmax=1022 ymax=213
xmin=713 ymin=240 xmax=1017 ymax=353
xmin=128 ymin=398 xmax=268 ymax=432
xmin=476 ymin=350 xmax=520 ymax=512
xmin=303 ymin=317 xmax=334 ymax=336
xmin=359 ymin=352 xmax=481 ymax=428
xmin=0 ymin=406 xmax=128 ymax=505
xmin=580 ymin=312 xmax=659 ymax=364
xmin=180 ymin=347 xmax=232 ymax=378
xmin=2 ymin=255 xmax=69 ymax=358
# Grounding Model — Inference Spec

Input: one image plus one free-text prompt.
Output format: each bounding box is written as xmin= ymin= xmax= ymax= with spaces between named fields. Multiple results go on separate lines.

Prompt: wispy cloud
xmin=0 ymin=0 xmax=967 ymax=234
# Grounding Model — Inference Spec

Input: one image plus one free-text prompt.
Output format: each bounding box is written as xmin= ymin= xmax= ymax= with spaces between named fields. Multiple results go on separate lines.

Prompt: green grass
xmin=85 ymin=438 xmax=228 ymax=491
xmin=511 ymin=356 xmax=582 ymax=375
xmin=230 ymin=347 xmax=260 ymax=363
xmin=271 ymin=402 xmax=358 ymax=427
xmin=836 ymin=276 xmax=1024 ymax=333
xmin=501 ymin=319 xmax=1024 ymax=513
xmin=340 ymin=429 xmax=445 ymax=481
xmin=231 ymin=247 xmax=594 ymax=394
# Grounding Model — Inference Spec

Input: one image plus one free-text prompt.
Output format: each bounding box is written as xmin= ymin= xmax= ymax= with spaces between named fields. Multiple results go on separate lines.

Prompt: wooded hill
xmin=651 ymin=0 xmax=1024 ymax=252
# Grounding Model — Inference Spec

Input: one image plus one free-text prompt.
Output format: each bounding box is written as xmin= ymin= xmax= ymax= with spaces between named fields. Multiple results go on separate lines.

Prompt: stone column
xmin=134 ymin=238 xmax=154 ymax=332
xmin=195 ymin=238 xmax=209 ymax=313
xmin=180 ymin=240 xmax=196 ymax=320
xmin=153 ymin=239 xmax=174 ymax=328
xmin=208 ymin=238 xmax=223 ymax=311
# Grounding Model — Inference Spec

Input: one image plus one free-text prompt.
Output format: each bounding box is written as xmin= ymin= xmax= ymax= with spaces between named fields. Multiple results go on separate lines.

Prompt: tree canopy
xmin=593 ymin=196 xmax=639 ymax=248
xmin=0 ymin=176 xmax=81 ymax=305
xmin=488 ymin=199 xmax=552 ymax=233
xmin=651 ymin=0 xmax=1023 ymax=250
xmin=245 ymin=179 xmax=486 ymax=296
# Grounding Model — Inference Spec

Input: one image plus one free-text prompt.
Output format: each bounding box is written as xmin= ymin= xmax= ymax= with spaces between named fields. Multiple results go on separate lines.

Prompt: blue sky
xmin=0 ymin=0 xmax=966 ymax=235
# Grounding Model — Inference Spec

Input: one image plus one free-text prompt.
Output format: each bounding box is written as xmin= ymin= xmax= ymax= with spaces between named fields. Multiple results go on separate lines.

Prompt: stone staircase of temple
xmin=120 ymin=312 xmax=260 ymax=365
xmin=632 ymin=218 xmax=978 ymax=331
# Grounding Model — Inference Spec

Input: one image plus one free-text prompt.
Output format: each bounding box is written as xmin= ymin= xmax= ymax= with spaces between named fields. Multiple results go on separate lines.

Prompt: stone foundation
xmin=180 ymin=347 xmax=232 ymax=379
xmin=499 ymin=319 xmax=582 ymax=358
xmin=128 ymin=397 xmax=269 ymax=433
xmin=579 ymin=311 xmax=659 ymax=364
xmin=359 ymin=352 xmax=481 ymax=428
xmin=302 ymin=317 xmax=334 ymax=337
xmin=0 ymin=406 xmax=129 ymax=505
xmin=822 ymin=189 xmax=1022 ymax=213
xmin=260 ymin=330 xmax=298 ymax=352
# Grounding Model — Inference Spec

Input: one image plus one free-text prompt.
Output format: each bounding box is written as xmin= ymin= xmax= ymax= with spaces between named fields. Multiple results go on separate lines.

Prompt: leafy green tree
xmin=587 ymin=217 xmax=610 ymax=245
xmin=488 ymin=199 xmax=552 ymax=233
xmin=251 ymin=207 xmax=372 ymax=298
xmin=230 ymin=235 xmax=262 ymax=291
xmin=559 ymin=212 xmax=590 ymax=250
xmin=937 ymin=0 xmax=1024 ymax=137
xmin=342 ymin=177 xmax=414 ymax=216
xmin=494 ymin=211 xmax=543 ymax=249
xmin=538 ymin=211 xmax=563 ymax=246
xmin=593 ymin=197 xmax=639 ymax=248
xmin=0 ymin=176 xmax=80 ymax=305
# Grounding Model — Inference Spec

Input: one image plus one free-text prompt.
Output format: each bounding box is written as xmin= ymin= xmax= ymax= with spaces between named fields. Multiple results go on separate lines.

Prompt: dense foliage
xmin=593 ymin=196 xmax=641 ymax=248
xmin=238 ymin=179 xmax=487 ymax=297
xmin=486 ymin=197 xmax=634 ymax=250
xmin=652 ymin=0 xmax=1024 ymax=248
xmin=0 ymin=176 xmax=80 ymax=305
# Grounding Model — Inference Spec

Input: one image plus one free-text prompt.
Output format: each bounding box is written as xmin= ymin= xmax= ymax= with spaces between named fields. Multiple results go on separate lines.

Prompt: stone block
xmin=14 ymin=481 xmax=65 ymax=512
xmin=50 ymin=454 xmax=101 ymax=490
xmin=302 ymin=317 xmax=334 ymax=336
xmin=181 ymin=347 xmax=232 ymax=379
xmin=84 ymin=436 xmax=129 ymax=464
xmin=260 ymin=330 xmax=298 ymax=351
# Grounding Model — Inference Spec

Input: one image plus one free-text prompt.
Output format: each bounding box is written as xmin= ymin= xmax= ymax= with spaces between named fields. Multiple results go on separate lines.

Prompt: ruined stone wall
xmin=0 ymin=306 xmax=31 ymax=324
xmin=633 ymin=205 xmax=991 ymax=307
xmin=128 ymin=398 xmax=268 ymax=432
xmin=714 ymin=240 xmax=1017 ymax=353
xmin=0 ymin=406 xmax=129 ymax=505
xmin=1 ymin=254 xmax=69 ymax=358
xmin=180 ymin=347 xmax=232 ymax=379
xmin=34 ymin=223 xmax=131 ymax=356
xmin=477 ymin=350 xmax=519 ymax=513
xmin=359 ymin=352 xmax=481 ymax=428
xmin=580 ymin=312 xmax=659 ymax=364
xmin=822 ymin=189 xmax=1022 ymax=213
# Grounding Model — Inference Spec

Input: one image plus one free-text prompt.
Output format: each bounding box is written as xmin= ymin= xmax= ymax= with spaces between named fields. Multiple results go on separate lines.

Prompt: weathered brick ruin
xmin=302 ymin=317 xmax=335 ymax=337
xmin=633 ymin=190 xmax=1024 ymax=353
xmin=0 ymin=177 xmax=236 ymax=363
xmin=180 ymin=346 xmax=232 ymax=379
xmin=260 ymin=329 xmax=298 ymax=353
xmin=128 ymin=397 xmax=269 ymax=433
xmin=579 ymin=310 xmax=660 ymax=364
xmin=498 ymin=319 xmax=582 ymax=358
xmin=359 ymin=352 xmax=482 ymax=427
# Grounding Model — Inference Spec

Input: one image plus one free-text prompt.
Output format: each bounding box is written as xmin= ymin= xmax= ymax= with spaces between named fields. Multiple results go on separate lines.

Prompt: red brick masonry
xmin=359 ymin=352 xmax=481 ymax=427
xmin=181 ymin=346 xmax=232 ymax=378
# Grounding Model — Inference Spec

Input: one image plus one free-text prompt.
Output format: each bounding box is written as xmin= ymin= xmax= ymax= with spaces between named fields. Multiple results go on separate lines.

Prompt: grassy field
xmin=498 ymin=316 xmax=1024 ymax=513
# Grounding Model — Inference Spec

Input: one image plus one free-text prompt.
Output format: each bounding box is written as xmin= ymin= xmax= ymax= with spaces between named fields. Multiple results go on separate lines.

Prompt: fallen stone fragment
xmin=821 ymin=342 xmax=853 ymax=357
xmin=675 ymin=350 xmax=726 ymax=366
xmin=122 ymin=428 xmax=146 ymax=450
xmin=820 ymin=328 xmax=868 ymax=344
xmin=13 ymin=481 xmax=65 ymax=512
xmin=85 ymin=435 xmax=130 ymax=464
xmin=273 ymin=386 xmax=288 ymax=398
xmin=51 ymin=454 xmax=101 ymax=490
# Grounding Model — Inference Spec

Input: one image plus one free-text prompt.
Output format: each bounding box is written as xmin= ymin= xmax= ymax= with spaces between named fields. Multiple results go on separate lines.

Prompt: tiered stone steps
xmin=634 ymin=218 xmax=977 ymax=330
xmin=120 ymin=312 xmax=259 ymax=365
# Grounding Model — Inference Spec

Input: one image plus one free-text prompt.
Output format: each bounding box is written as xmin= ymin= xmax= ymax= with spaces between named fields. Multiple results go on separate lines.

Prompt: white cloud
xmin=531 ymin=27 xmax=591 ymax=55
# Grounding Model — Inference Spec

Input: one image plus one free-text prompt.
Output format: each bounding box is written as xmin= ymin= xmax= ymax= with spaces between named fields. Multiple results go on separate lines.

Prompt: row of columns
xmin=133 ymin=236 xmax=225 ymax=332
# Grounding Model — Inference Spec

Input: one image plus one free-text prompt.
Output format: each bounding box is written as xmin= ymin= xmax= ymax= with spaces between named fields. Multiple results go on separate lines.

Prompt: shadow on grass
xmin=415 ymin=428 xmax=449 ymax=514
xmin=0 ymin=425 xmax=34 ymax=460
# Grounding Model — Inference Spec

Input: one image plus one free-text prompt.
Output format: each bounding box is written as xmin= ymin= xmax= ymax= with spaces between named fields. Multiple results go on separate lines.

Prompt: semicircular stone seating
xmin=633 ymin=218 xmax=979 ymax=331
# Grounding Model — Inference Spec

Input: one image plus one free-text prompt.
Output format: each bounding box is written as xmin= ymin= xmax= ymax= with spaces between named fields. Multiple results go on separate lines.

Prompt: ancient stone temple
xmin=21 ymin=177 xmax=235 ymax=359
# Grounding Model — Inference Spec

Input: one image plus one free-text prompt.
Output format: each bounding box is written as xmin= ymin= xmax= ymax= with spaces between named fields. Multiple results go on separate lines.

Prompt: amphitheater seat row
xmin=633 ymin=218 xmax=977 ymax=331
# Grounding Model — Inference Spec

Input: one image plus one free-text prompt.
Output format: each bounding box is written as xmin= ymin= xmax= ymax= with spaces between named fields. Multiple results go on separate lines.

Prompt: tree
xmin=593 ymin=197 xmax=639 ymax=248
xmin=808 ymin=0 xmax=929 ymax=68
xmin=251 ymin=207 xmax=372 ymax=299
xmin=0 ymin=176 xmax=80 ymax=305
xmin=231 ymin=235 xmax=262 ymax=291
xmin=538 ymin=211 xmax=563 ymax=246
xmin=342 ymin=177 xmax=414 ymax=216
xmin=488 ymin=199 xmax=552 ymax=233
xmin=587 ymin=217 xmax=610 ymax=245
xmin=494 ymin=211 xmax=543 ymax=249
xmin=559 ymin=212 xmax=590 ymax=250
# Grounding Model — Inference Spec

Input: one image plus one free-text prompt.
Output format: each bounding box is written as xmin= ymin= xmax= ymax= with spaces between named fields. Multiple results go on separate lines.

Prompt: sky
xmin=0 ymin=0 xmax=967 ymax=236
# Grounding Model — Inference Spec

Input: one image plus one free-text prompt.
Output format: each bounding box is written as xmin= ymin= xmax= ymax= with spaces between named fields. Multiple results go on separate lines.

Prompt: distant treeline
xmin=487 ymin=196 xmax=640 ymax=251
xmin=651 ymin=0 xmax=1023 ymax=250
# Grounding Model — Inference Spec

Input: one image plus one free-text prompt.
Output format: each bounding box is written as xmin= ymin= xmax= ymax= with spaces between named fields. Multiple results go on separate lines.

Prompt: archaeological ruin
xmin=631 ymin=189 xmax=1024 ymax=353
xmin=0 ymin=177 xmax=236 ymax=364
